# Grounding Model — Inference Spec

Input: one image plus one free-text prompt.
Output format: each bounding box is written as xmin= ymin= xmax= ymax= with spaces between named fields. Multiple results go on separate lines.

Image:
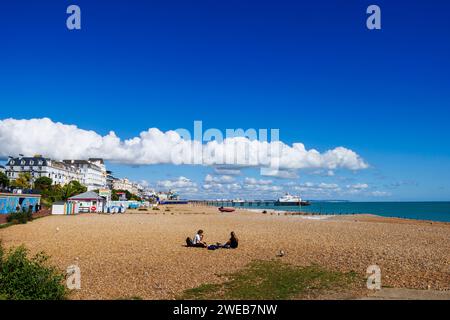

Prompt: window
xmin=30 ymin=160 xmax=34 ymax=165
xmin=21 ymin=160 xmax=26 ymax=165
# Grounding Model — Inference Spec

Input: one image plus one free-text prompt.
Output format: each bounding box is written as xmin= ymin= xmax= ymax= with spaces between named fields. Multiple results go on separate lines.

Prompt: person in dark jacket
xmin=222 ymin=231 xmax=239 ymax=249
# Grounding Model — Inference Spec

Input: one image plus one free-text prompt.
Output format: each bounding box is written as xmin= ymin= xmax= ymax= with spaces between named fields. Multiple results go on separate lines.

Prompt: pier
xmin=190 ymin=200 xmax=300 ymax=207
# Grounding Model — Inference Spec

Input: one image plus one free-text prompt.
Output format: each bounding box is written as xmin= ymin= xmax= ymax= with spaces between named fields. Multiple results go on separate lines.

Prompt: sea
xmin=218 ymin=201 xmax=450 ymax=223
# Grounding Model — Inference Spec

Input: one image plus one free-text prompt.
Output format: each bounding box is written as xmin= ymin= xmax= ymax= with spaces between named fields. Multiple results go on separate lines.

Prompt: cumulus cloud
xmin=203 ymin=182 xmax=242 ymax=191
xmin=294 ymin=182 xmax=341 ymax=193
xmin=347 ymin=183 xmax=369 ymax=190
xmin=0 ymin=118 xmax=368 ymax=172
xmin=260 ymin=168 xmax=299 ymax=179
xmin=243 ymin=184 xmax=282 ymax=192
xmin=204 ymin=174 xmax=235 ymax=184
xmin=310 ymin=169 xmax=335 ymax=177
xmin=371 ymin=191 xmax=391 ymax=197
xmin=244 ymin=177 xmax=273 ymax=185
xmin=290 ymin=181 xmax=392 ymax=199
xmin=156 ymin=176 xmax=197 ymax=192
xmin=213 ymin=167 xmax=242 ymax=175
xmin=202 ymin=175 xmax=279 ymax=194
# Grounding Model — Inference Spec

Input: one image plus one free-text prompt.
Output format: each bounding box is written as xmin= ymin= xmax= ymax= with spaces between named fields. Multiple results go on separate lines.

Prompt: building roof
xmin=7 ymin=156 xmax=50 ymax=167
xmin=62 ymin=160 xmax=102 ymax=171
xmin=88 ymin=158 xmax=105 ymax=164
xmin=68 ymin=191 xmax=105 ymax=201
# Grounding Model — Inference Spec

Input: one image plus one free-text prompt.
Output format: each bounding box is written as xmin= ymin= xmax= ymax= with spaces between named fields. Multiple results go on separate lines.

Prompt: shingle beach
xmin=0 ymin=204 xmax=448 ymax=300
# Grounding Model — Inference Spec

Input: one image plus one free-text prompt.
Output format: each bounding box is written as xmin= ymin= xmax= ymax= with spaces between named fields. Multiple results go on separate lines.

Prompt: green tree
xmin=0 ymin=172 xmax=9 ymax=188
xmin=34 ymin=177 xmax=53 ymax=191
xmin=40 ymin=184 xmax=63 ymax=207
xmin=60 ymin=181 xmax=87 ymax=200
xmin=112 ymin=189 xmax=142 ymax=201
xmin=12 ymin=173 xmax=31 ymax=189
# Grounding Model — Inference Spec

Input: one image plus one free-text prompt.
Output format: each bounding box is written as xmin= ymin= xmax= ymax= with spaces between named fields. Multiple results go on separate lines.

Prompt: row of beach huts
xmin=0 ymin=190 xmax=152 ymax=216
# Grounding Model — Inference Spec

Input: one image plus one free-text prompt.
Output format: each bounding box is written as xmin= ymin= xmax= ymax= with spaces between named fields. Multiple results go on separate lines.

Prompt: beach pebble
xmin=1 ymin=204 xmax=448 ymax=299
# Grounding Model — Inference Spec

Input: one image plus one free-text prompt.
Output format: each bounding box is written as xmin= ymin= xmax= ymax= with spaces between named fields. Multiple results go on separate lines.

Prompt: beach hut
xmin=51 ymin=201 xmax=66 ymax=215
xmin=68 ymin=191 xmax=106 ymax=213
xmin=51 ymin=201 xmax=79 ymax=215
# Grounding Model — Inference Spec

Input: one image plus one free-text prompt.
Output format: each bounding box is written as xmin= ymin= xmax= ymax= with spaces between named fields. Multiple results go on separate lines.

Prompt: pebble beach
xmin=0 ymin=204 xmax=449 ymax=300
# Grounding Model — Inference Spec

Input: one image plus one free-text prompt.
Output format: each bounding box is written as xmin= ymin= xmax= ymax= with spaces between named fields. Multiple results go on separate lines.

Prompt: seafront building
xmin=62 ymin=159 xmax=107 ymax=191
xmin=5 ymin=156 xmax=107 ymax=191
xmin=112 ymin=177 xmax=141 ymax=195
xmin=106 ymin=171 xmax=115 ymax=190
xmin=5 ymin=156 xmax=152 ymax=196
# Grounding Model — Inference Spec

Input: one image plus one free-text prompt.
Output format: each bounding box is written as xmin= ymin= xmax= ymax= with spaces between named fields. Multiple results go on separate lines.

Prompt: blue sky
xmin=0 ymin=0 xmax=449 ymax=200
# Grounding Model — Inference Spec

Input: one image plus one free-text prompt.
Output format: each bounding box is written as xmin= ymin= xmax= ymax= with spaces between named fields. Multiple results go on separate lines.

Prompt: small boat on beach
xmin=219 ymin=207 xmax=236 ymax=213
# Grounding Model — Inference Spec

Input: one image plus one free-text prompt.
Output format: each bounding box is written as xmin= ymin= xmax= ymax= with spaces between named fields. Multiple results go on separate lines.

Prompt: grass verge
xmin=181 ymin=260 xmax=360 ymax=300
xmin=0 ymin=223 xmax=15 ymax=230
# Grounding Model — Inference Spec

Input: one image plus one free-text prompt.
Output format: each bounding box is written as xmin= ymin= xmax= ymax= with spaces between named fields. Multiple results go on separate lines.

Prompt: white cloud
xmin=347 ymin=183 xmax=369 ymax=190
xmin=243 ymin=184 xmax=282 ymax=192
xmin=260 ymin=168 xmax=299 ymax=179
xmin=204 ymin=174 xmax=235 ymax=184
xmin=0 ymin=118 xmax=368 ymax=172
xmin=244 ymin=177 xmax=273 ymax=185
xmin=202 ymin=175 xmax=280 ymax=195
xmin=294 ymin=182 xmax=341 ymax=193
xmin=213 ymin=167 xmax=241 ymax=175
xmin=156 ymin=176 xmax=197 ymax=191
xmin=371 ymin=191 xmax=391 ymax=197
xmin=137 ymin=180 xmax=151 ymax=188
xmin=203 ymin=182 xmax=242 ymax=191
xmin=310 ymin=169 xmax=335 ymax=177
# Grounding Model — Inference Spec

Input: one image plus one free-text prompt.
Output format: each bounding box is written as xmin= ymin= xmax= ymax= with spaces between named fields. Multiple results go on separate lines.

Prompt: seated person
xmin=222 ymin=231 xmax=239 ymax=249
xmin=186 ymin=229 xmax=207 ymax=248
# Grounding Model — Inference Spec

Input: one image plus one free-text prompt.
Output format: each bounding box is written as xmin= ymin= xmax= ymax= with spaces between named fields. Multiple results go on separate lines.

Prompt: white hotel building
xmin=62 ymin=159 xmax=107 ymax=191
xmin=112 ymin=177 xmax=141 ymax=195
xmin=5 ymin=156 xmax=107 ymax=191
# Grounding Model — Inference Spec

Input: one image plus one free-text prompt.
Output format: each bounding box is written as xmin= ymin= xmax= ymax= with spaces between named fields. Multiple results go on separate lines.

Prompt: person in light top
xmin=192 ymin=229 xmax=207 ymax=247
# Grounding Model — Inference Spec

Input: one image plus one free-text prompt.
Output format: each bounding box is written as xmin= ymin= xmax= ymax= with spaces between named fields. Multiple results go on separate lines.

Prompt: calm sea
xmin=222 ymin=202 xmax=450 ymax=222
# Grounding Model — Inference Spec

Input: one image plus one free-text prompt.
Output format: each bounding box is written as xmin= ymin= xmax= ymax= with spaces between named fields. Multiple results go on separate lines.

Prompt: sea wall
xmin=0 ymin=193 xmax=41 ymax=214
